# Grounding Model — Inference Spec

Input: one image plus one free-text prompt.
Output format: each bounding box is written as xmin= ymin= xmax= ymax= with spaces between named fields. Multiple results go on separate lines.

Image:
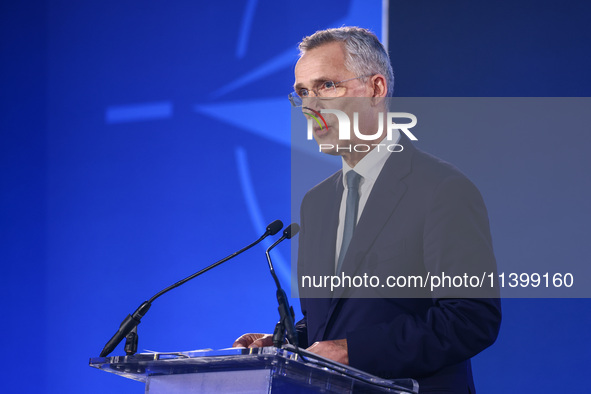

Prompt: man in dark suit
xmin=234 ymin=27 xmax=501 ymax=393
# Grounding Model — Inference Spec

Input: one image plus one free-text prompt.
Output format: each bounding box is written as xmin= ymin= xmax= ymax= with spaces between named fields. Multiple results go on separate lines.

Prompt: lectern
xmin=90 ymin=346 xmax=418 ymax=393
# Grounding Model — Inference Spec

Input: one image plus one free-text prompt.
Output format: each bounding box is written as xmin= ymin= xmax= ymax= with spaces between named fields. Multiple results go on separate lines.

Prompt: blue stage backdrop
xmin=1 ymin=1 xmax=589 ymax=393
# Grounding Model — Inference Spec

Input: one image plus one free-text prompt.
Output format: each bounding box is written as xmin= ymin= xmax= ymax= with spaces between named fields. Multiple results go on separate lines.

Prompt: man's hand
xmin=232 ymin=333 xmax=273 ymax=348
xmin=307 ymin=339 xmax=349 ymax=365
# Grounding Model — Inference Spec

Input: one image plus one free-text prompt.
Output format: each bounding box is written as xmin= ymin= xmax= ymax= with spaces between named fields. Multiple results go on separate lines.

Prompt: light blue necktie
xmin=336 ymin=171 xmax=362 ymax=275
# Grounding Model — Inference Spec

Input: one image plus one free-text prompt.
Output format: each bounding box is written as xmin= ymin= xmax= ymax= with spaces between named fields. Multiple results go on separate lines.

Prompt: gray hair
xmin=299 ymin=26 xmax=394 ymax=96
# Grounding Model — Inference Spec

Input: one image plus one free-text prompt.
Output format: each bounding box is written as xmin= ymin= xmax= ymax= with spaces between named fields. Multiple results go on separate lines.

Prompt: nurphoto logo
xmin=303 ymin=107 xmax=418 ymax=153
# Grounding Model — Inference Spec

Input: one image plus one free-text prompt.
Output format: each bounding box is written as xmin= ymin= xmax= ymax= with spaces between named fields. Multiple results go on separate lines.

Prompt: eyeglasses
xmin=288 ymin=74 xmax=372 ymax=107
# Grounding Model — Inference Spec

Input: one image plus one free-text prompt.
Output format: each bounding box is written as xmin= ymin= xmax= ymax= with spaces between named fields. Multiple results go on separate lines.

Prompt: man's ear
xmin=371 ymin=74 xmax=388 ymax=98
xmin=370 ymin=74 xmax=388 ymax=107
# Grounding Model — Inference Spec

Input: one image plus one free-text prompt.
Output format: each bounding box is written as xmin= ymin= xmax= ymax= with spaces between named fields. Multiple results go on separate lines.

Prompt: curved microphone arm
xmin=99 ymin=220 xmax=284 ymax=357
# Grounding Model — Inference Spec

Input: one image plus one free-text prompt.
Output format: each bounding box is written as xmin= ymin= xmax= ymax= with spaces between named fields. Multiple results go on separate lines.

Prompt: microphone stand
xmin=265 ymin=224 xmax=300 ymax=348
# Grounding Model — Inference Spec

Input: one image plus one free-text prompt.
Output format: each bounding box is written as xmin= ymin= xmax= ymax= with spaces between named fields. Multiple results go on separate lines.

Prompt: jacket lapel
xmin=303 ymin=172 xmax=342 ymax=341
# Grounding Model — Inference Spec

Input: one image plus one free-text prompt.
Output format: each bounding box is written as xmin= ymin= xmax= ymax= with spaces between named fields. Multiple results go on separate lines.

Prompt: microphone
xmin=265 ymin=220 xmax=284 ymax=236
xmin=265 ymin=223 xmax=300 ymax=348
xmin=99 ymin=219 xmax=284 ymax=357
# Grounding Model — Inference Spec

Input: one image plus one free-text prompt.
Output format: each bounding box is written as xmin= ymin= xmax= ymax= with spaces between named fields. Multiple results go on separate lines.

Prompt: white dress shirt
xmin=335 ymin=131 xmax=401 ymax=270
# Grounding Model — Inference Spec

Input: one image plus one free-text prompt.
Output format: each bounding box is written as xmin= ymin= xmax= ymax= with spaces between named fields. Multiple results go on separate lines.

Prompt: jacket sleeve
xmin=295 ymin=315 xmax=308 ymax=348
xmin=347 ymin=175 xmax=502 ymax=378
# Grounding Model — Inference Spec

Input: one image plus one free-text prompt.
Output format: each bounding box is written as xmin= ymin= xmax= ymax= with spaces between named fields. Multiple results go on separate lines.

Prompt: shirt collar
xmin=341 ymin=130 xmax=400 ymax=188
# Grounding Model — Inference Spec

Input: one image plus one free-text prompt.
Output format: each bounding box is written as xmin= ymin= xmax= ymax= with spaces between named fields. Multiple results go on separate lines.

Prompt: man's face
xmin=294 ymin=41 xmax=387 ymax=165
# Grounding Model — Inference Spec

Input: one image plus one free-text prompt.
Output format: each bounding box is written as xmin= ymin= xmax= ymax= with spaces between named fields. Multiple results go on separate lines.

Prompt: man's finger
xmin=233 ymin=333 xmax=269 ymax=348
xmin=248 ymin=338 xmax=264 ymax=348
xmin=232 ymin=339 xmax=247 ymax=348
xmin=249 ymin=335 xmax=273 ymax=348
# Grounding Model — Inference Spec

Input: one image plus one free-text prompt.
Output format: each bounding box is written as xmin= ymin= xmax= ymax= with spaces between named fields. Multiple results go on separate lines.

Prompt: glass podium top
xmin=90 ymin=346 xmax=418 ymax=393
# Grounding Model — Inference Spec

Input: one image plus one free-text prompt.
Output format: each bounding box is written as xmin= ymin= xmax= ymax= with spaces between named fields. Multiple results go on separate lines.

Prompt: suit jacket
xmin=296 ymin=136 xmax=501 ymax=393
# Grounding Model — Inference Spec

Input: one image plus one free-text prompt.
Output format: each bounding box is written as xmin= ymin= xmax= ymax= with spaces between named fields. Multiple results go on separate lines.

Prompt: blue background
xmin=1 ymin=0 xmax=589 ymax=392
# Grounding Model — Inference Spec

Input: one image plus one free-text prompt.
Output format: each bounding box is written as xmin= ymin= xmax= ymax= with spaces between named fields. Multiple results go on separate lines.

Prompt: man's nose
xmin=301 ymin=104 xmax=316 ymax=121
xmin=301 ymin=95 xmax=323 ymax=113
